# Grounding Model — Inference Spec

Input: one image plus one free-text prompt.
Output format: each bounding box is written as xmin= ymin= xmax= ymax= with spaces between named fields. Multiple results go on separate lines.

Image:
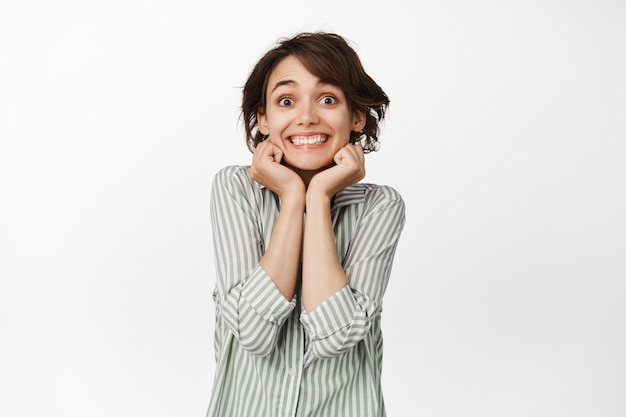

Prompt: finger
xmin=252 ymin=143 xmax=262 ymax=164
xmin=341 ymin=143 xmax=360 ymax=163
xmin=253 ymin=141 xmax=270 ymax=159
xmin=272 ymin=146 xmax=283 ymax=163
xmin=346 ymin=144 xmax=366 ymax=180
xmin=334 ymin=146 xmax=350 ymax=164
xmin=256 ymin=141 xmax=280 ymax=163
xmin=353 ymin=144 xmax=365 ymax=165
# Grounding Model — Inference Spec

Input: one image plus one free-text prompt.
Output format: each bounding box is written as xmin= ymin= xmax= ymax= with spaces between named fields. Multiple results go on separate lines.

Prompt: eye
xmin=320 ymin=95 xmax=337 ymax=105
xmin=278 ymin=97 xmax=294 ymax=106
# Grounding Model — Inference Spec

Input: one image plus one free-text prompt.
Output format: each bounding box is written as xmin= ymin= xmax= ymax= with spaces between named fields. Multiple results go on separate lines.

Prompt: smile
xmin=290 ymin=134 xmax=328 ymax=146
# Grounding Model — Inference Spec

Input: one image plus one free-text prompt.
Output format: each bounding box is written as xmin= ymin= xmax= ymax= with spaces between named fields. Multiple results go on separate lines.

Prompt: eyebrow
xmin=269 ymin=79 xmax=339 ymax=95
xmin=270 ymin=80 xmax=296 ymax=94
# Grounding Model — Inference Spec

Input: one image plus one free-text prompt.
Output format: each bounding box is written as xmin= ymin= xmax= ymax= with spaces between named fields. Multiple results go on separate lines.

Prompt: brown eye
xmin=278 ymin=97 xmax=293 ymax=106
xmin=320 ymin=95 xmax=337 ymax=105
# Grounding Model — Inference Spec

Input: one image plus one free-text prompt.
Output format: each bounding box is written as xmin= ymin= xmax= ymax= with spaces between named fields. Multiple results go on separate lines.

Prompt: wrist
xmin=305 ymin=186 xmax=332 ymax=210
xmin=280 ymin=186 xmax=306 ymax=211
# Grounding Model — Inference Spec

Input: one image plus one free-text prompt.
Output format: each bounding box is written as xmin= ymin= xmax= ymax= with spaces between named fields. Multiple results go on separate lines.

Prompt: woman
xmin=207 ymin=32 xmax=405 ymax=417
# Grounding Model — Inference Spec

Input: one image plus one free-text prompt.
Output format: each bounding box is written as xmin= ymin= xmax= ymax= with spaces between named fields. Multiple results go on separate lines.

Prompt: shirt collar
xmin=258 ymin=182 xmax=365 ymax=211
xmin=331 ymin=184 xmax=366 ymax=211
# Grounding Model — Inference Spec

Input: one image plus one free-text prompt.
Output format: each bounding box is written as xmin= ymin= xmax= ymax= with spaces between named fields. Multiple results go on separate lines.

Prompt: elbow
xmin=303 ymin=300 xmax=376 ymax=359
xmin=311 ymin=340 xmax=353 ymax=359
xmin=238 ymin=325 xmax=279 ymax=357
xmin=309 ymin=326 xmax=370 ymax=359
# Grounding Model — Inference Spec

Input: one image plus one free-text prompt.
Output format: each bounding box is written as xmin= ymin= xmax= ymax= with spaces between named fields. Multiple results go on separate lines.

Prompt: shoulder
xmin=343 ymin=183 xmax=406 ymax=232
xmin=359 ymin=183 xmax=405 ymax=221
xmin=339 ymin=182 xmax=405 ymax=222
xmin=212 ymin=165 xmax=255 ymax=189
xmin=357 ymin=182 xmax=404 ymax=207
xmin=211 ymin=165 xmax=263 ymax=201
xmin=214 ymin=165 xmax=252 ymax=182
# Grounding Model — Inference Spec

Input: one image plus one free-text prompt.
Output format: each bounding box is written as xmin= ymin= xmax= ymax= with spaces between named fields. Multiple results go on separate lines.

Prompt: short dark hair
xmin=241 ymin=32 xmax=390 ymax=153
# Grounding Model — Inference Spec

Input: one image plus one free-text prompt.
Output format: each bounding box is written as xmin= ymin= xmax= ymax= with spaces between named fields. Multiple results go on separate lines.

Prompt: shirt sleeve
xmin=300 ymin=186 xmax=405 ymax=359
xmin=210 ymin=166 xmax=296 ymax=357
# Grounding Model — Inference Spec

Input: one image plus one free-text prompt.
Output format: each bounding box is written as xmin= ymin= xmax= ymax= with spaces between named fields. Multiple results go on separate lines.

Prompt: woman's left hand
xmin=308 ymin=143 xmax=365 ymax=200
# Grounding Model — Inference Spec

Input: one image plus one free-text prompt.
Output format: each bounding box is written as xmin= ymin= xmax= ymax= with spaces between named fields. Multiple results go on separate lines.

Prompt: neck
xmin=289 ymin=162 xmax=336 ymax=190
xmin=298 ymin=170 xmax=315 ymax=189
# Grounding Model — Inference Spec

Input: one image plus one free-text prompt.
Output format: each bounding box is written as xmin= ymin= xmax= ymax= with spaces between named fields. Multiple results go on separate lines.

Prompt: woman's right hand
xmin=249 ymin=140 xmax=305 ymax=200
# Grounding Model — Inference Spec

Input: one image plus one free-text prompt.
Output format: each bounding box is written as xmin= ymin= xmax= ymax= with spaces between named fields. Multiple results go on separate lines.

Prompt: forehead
xmin=268 ymin=56 xmax=320 ymax=89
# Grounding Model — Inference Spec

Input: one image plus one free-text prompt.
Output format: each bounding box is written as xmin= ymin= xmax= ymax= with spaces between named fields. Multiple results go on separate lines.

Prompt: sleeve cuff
xmin=300 ymin=285 xmax=356 ymax=340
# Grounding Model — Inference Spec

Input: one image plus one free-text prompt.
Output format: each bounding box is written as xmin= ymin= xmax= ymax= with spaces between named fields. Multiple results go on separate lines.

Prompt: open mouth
xmin=289 ymin=134 xmax=328 ymax=146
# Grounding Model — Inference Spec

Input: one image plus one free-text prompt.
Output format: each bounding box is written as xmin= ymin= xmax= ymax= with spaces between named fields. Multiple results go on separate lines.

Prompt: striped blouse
xmin=207 ymin=165 xmax=405 ymax=417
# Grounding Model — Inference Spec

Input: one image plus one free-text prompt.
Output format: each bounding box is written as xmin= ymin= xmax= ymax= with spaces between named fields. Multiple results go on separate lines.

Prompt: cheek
xmin=265 ymin=114 xmax=289 ymax=133
xmin=336 ymin=116 xmax=356 ymax=136
xmin=268 ymin=135 xmax=286 ymax=148
xmin=331 ymin=110 xmax=355 ymax=129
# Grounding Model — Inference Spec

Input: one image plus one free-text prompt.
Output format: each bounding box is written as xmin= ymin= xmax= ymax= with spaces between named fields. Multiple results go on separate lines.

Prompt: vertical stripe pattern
xmin=207 ymin=165 xmax=405 ymax=417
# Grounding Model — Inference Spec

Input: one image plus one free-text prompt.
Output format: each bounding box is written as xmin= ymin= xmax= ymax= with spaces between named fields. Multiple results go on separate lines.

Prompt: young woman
xmin=207 ymin=32 xmax=405 ymax=417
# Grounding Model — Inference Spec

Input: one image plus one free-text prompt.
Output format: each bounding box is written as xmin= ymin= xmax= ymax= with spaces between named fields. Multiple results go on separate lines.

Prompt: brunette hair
xmin=241 ymin=32 xmax=389 ymax=153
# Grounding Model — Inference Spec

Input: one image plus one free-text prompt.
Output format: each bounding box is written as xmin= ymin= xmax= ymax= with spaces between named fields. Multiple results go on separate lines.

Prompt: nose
xmin=296 ymin=101 xmax=318 ymax=126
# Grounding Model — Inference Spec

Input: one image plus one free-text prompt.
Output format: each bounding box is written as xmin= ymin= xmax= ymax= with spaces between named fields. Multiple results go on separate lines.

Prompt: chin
xmin=285 ymin=157 xmax=334 ymax=172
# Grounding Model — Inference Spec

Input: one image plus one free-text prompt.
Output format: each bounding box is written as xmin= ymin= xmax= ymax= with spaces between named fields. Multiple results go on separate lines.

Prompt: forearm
xmin=259 ymin=193 xmax=305 ymax=300
xmin=301 ymin=192 xmax=349 ymax=312
xmin=211 ymin=166 xmax=300 ymax=356
xmin=299 ymin=184 xmax=406 ymax=358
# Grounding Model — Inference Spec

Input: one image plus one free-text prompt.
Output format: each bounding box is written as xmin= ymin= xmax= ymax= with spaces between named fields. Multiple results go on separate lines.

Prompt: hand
xmin=308 ymin=143 xmax=366 ymax=199
xmin=249 ymin=140 xmax=305 ymax=199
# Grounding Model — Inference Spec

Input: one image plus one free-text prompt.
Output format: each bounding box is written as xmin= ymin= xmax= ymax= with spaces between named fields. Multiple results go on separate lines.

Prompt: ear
xmin=351 ymin=111 xmax=366 ymax=132
xmin=257 ymin=108 xmax=270 ymax=135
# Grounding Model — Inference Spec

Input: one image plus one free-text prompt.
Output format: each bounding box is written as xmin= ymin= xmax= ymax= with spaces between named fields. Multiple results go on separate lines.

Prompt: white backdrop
xmin=1 ymin=1 xmax=625 ymax=416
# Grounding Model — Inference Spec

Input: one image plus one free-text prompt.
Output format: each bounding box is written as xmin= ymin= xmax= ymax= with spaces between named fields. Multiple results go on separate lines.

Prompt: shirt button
xmin=288 ymin=367 xmax=296 ymax=376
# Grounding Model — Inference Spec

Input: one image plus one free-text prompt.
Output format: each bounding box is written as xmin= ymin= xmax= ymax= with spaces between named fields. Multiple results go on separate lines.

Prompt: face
xmin=257 ymin=55 xmax=365 ymax=176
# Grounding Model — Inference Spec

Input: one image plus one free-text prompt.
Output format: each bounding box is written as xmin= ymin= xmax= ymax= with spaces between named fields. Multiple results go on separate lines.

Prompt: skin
xmin=250 ymin=55 xmax=366 ymax=312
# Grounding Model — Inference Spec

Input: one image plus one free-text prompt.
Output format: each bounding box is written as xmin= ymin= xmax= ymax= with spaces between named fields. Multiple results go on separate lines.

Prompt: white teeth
xmin=290 ymin=135 xmax=328 ymax=145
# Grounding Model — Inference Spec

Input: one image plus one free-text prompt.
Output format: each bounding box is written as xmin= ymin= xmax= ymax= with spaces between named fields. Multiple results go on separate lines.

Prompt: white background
xmin=1 ymin=1 xmax=625 ymax=416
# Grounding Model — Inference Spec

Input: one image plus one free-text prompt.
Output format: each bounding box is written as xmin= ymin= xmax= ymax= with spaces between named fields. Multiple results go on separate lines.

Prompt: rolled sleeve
xmin=300 ymin=286 xmax=376 ymax=358
xmin=241 ymin=264 xmax=296 ymax=325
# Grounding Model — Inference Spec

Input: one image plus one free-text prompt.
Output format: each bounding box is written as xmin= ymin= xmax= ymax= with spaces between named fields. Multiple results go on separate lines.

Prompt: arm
xmin=210 ymin=164 xmax=302 ymax=357
xmin=250 ymin=141 xmax=305 ymax=300
xmin=300 ymin=145 xmax=406 ymax=358
xmin=301 ymin=144 xmax=366 ymax=312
